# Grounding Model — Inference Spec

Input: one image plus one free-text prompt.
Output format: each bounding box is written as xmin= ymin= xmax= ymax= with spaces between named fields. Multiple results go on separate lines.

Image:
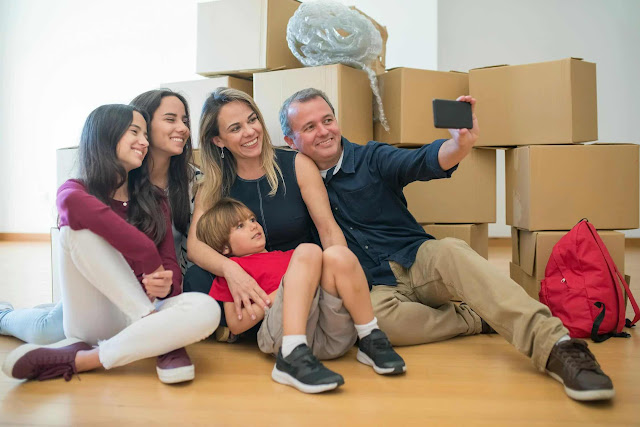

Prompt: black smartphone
xmin=432 ymin=99 xmax=473 ymax=129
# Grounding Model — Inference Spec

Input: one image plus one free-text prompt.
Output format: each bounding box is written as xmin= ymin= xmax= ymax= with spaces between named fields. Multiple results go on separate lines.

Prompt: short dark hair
xmin=196 ymin=197 xmax=254 ymax=255
xmin=279 ymin=88 xmax=335 ymax=137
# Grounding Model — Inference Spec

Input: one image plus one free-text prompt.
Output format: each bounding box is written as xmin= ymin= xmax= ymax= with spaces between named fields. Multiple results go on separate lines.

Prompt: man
xmin=278 ymin=87 xmax=614 ymax=402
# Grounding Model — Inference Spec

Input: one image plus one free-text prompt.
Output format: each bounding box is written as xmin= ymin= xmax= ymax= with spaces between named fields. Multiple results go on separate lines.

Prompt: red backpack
xmin=539 ymin=219 xmax=639 ymax=342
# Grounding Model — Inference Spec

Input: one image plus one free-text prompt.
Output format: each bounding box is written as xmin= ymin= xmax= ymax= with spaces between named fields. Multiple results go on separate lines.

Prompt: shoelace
xmin=37 ymin=363 xmax=77 ymax=381
xmin=560 ymin=341 xmax=600 ymax=372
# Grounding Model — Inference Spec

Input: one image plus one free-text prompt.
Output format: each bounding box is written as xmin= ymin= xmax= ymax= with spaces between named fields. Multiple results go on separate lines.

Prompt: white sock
xmin=281 ymin=335 xmax=307 ymax=358
xmin=355 ymin=317 xmax=379 ymax=340
xmin=555 ymin=334 xmax=571 ymax=345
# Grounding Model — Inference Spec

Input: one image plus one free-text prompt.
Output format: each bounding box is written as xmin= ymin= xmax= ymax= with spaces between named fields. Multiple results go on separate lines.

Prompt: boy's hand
xmin=223 ymin=261 xmax=271 ymax=321
xmin=142 ymin=266 xmax=173 ymax=299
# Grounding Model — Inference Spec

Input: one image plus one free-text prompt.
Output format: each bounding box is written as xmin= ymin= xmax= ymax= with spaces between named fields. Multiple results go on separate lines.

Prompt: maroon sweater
xmin=57 ymin=179 xmax=181 ymax=298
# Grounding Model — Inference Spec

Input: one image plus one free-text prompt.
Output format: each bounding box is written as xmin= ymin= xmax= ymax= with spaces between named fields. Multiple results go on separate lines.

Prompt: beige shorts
xmin=257 ymin=281 xmax=357 ymax=360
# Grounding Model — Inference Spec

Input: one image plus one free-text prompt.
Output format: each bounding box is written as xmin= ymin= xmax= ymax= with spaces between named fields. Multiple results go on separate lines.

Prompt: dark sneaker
xmin=481 ymin=319 xmax=497 ymax=334
xmin=546 ymin=338 xmax=614 ymax=401
xmin=357 ymin=329 xmax=406 ymax=375
xmin=271 ymin=344 xmax=344 ymax=393
xmin=156 ymin=347 xmax=194 ymax=384
xmin=2 ymin=338 xmax=91 ymax=381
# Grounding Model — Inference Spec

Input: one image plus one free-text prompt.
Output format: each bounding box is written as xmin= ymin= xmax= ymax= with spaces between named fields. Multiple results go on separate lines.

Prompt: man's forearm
xmin=437 ymin=138 xmax=472 ymax=171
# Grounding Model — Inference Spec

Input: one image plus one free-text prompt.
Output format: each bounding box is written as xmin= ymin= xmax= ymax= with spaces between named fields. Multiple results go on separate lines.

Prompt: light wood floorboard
xmin=0 ymin=240 xmax=638 ymax=426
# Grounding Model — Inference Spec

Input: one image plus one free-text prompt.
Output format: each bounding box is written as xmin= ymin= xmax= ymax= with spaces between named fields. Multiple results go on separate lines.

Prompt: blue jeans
xmin=0 ymin=301 xmax=65 ymax=344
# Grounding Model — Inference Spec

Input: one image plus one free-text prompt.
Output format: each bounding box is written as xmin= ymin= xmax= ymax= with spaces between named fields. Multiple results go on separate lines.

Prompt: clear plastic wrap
xmin=287 ymin=0 xmax=389 ymax=131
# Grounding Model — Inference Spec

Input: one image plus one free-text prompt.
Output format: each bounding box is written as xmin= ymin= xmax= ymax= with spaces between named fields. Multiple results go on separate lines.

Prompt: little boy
xmin=197 ymin=198 xmax=406 ymax=393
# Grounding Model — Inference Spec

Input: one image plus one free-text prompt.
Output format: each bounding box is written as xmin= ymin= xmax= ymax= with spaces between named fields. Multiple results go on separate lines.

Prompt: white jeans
xmin=59 ymin=227 xmax=220 ymax=369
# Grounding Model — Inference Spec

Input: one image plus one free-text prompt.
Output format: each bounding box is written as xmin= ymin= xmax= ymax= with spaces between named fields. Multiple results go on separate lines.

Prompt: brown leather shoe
xmin=2 ymin=338 xmax=92 ymax=381
xmin=156 ymin=347 xmax=194 ymax=384
xmin=546 ymin=338 xmax=614 ymax=401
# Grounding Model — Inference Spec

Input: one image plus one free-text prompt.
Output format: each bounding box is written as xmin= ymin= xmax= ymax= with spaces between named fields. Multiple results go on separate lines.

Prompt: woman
xmin=186 ymin=88 xmax=401 ymax=392
xmin=2 ymin=104 xmax=219 ymax=384
xmin=0 ymin=89 xmax=199 ymax=345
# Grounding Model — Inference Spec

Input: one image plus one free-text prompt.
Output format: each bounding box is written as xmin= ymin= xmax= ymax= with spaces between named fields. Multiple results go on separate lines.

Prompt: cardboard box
xmin=423 ymin=224 xmax=488 ymax=259
xmin=510 ymin=262 xmax=541 ymax=300
xmin=162 ymin=77 xmax=253 ymax=149
xmin=404 ymin=148 xmax=496 ymax=223
xmin=57 ymin=147 xmax=79 ymax=188
xmin=374 ymin=68 xmax=468 ymax=146
xmin=196 ymin=0 xmax=301 ymax=77
xmin=253 ymin=64 xmax=373 ymax=146
xmin=505 ymin=144 xmax=639 ymax=230
xmin=470 ymin=58 xmax=597 ymax=146
xmin=511 ymin=228 xmax=625 ymax=280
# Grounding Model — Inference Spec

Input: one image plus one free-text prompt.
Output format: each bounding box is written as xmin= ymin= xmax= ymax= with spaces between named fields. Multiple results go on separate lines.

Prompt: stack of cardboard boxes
xmin=469 ymin=57 xmax=639 ymax=299
xmin=189 ymin=0 xmax=496 ymax=261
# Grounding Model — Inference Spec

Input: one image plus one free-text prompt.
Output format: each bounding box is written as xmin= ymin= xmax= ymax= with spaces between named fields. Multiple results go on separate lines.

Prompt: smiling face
xmin=213 ymin=101 xmax=263 ymax=161
xmin=150 ymin=95 xmax=189 ymax=156
xmin=284 ymin=96 xmax=343 ymax=170
xmin=224 ymin=214 xmax=266 ymax=257
xmin=115 ymin=111 xmax=149 ymax=172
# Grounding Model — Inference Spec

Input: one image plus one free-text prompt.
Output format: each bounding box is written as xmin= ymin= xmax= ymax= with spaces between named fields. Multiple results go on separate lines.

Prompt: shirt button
xmin=365 ymin=245 xmax=369 ymax=249
xmin=334 ymin=207 xmax=338 ymax=211
xmin=349 ymin=227 xmax=353 ymax=230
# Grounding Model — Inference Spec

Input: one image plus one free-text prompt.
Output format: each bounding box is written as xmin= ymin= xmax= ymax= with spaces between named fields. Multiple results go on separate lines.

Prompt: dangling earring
xmin=220 ymin=146 xmax=225 ymax=159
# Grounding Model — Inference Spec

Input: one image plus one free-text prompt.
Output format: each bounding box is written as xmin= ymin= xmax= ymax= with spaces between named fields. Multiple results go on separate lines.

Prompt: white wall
xmin=437 ymin=0 xmax=640 ymax=237
xmin=0 ymin=0 xmax=204 ymax=233
xmin=0 ymin=0 xmax=438 ymax=233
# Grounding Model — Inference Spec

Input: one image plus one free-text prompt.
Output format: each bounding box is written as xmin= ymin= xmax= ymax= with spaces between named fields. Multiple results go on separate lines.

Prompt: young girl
xmin=0 ymin=89 xmax=200 ymax=345
xmin=197 ymin=198 xmax=405 ymax=394
xmin=1 ymin=104 xmax=219 ymax=384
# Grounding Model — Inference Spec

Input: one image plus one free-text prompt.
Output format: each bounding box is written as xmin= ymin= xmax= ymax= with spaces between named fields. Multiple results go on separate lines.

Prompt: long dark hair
xmin=78 ymin=104 xmax=166 ymax=245
xmin=130 ymin=89 xmax=195 ymax=236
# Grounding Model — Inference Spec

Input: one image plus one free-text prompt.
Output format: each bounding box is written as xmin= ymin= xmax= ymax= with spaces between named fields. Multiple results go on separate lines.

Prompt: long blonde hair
xmin=198 ymin=88 xmax=283 ymax=210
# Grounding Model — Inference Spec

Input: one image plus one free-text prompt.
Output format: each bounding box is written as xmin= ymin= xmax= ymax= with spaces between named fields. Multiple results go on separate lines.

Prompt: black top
xmin=229 ymin=148 xmax=317 ymax=251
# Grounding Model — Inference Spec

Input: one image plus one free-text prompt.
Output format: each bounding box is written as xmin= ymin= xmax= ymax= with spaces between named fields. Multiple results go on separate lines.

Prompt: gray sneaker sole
xmin=356 ymin=349 xmax=406 ymax=375
xmin=547 ymin=370 xmax=615 ymax=401
xmin=2 ymin=338 xmax=85 ymax=379
xmin=271 ymin=365 xmax=341 ymax=394
xmin=156 ymin=364 xmax=195 ymax=384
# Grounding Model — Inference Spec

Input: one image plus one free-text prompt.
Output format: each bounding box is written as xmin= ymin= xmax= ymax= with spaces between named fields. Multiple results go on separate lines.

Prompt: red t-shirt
xmin=209 ymin=250 xmax=294 ymax=302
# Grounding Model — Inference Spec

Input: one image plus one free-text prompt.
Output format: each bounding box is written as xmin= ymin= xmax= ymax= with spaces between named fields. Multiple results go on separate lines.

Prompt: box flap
xmin=470 ymin=64 xmax=509 ymax=71
xmin=519 ymin=230 xmax=538 ymax=276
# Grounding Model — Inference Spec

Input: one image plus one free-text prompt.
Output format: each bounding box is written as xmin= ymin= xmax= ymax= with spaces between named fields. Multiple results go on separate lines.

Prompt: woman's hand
xmin=142 ymin=265 xmax=173 ymax=300
xmin=222 ymin=261 xmax=271 ymax=321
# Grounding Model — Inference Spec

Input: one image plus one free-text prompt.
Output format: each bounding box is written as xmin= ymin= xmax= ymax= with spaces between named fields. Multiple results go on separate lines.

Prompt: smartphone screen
xmin=432 ymin=99 xmax=473 ymax=129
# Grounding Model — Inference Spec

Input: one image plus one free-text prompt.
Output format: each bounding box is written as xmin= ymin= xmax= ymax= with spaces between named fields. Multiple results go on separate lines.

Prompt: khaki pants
xmin=371 ymin=238 xmax=568 ymax=371
xmin=257 ymin=282 xmax=358 ymax=360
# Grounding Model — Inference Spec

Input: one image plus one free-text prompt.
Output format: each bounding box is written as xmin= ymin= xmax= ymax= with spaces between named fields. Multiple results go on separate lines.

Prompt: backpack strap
xmin=586 ymin=222 xmax=640 ymax=327
xmin=591 ymin=302 xmax=631 ymax=342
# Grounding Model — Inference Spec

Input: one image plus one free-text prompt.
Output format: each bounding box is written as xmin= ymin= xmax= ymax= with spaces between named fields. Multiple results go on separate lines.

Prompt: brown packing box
xmin=470 ymin=58 xmax=597 ymax=147
xmin=162 ymin=76 xmax=252 ymax=148
xmin=510 ymin=262 xmax=541 ymax=300
xmin=423 ymin=224 xmax=488 ymax=259
xmin=253 ymin=64 xmax=373 ymax=146
xmin=510 ymin=262 xmax=631 ymax=307
xmin=511 ymin=228 xmax=625 ymax=280
xmin=404 ymin=148 xmax=496 ymax=223
xmin=505 ymin=144 xmax=639 ymax=231
xmin=374 ymin=68 xmax=469 ymax=146
xmin=196 ymin=0 xmax=301 ymax=77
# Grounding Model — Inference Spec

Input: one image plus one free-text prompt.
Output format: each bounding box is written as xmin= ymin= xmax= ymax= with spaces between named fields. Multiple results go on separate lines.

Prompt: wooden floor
xmin=1 ymin=240 xmax=639 ymax=426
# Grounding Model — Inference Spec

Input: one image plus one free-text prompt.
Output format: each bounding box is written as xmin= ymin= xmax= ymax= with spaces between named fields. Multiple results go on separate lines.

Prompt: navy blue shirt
xmin=323 ymin=137 xmax=457 ymax=287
